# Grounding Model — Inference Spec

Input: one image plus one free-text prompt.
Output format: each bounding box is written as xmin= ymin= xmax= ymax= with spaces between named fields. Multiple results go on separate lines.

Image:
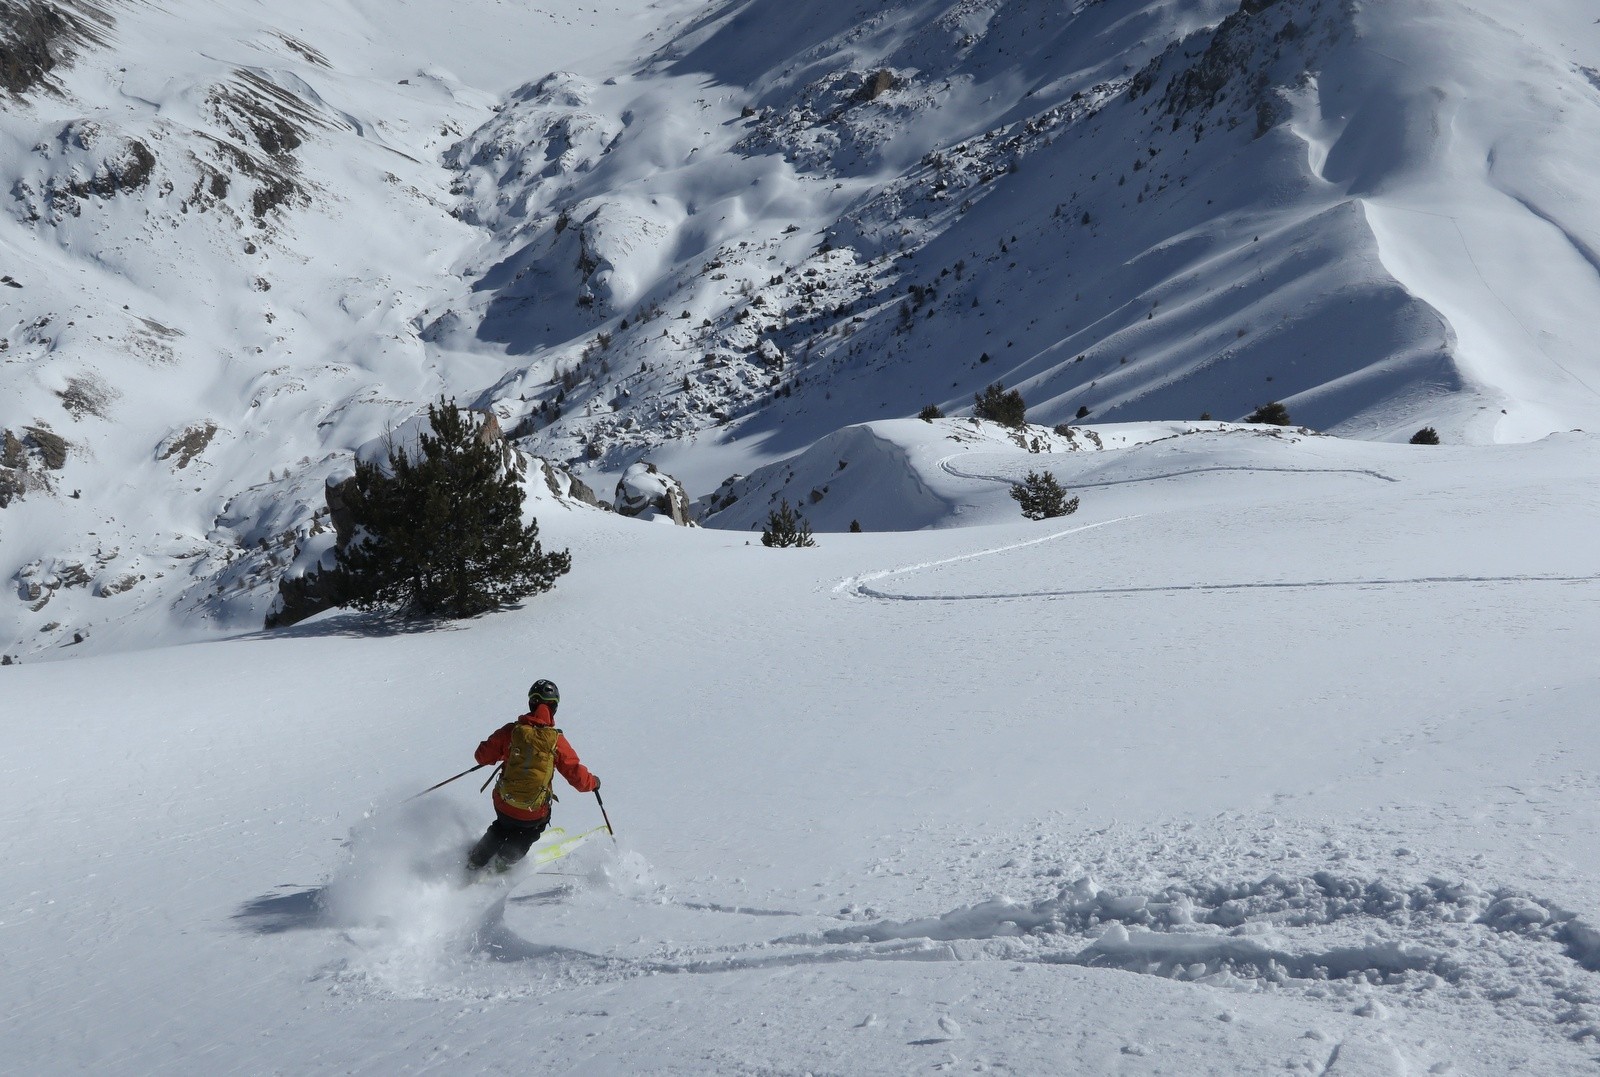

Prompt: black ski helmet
xmin=529 ymin=679 xmax=559 ymax=714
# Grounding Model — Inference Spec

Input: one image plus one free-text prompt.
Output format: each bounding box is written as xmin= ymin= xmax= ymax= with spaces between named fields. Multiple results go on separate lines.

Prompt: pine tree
xmin=337 ymin=399 xmax=571 ymax=618
xmin=1009 ymin=470 xmax=1079 ymax=521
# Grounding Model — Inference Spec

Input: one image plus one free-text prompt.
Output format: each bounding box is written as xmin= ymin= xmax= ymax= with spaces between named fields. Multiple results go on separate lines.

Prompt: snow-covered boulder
xmin=613 ymin=461 xmax=692 ymax=525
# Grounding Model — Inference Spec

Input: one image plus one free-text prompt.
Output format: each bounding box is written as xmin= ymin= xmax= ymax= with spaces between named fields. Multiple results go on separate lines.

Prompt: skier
xmin=466 ymin=679 xmax=600 ymax=872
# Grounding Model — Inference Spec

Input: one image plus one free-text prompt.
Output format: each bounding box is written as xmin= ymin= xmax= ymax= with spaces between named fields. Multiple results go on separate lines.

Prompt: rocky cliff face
xmin=0 ymin=0 xmax=114 ymax=100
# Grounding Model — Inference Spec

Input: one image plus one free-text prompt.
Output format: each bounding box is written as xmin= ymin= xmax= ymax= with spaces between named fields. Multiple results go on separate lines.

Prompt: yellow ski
xmin=528 ymin=825 xmax=609 ymax=866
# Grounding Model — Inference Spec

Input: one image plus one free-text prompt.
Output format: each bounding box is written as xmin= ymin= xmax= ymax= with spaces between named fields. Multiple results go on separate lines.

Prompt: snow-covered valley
xmin=5 ymin=0 xmax=1600 ymax=1071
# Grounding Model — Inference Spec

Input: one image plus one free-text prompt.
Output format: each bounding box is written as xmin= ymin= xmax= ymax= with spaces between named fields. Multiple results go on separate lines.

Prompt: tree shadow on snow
xmin=236 ymin=608 xmax=474 ymax=644
xmin=232 ymin=885 xmax=326 ymax=934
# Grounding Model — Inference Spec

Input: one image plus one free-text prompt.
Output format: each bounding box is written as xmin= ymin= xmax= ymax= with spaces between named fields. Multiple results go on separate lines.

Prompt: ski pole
xmin=404 ymin=763 xmax=486 ymax=802
xmin=479 ymin=764 xmax=502 ymax=793
xmin=595 ymin=788 xmax=616 ymax=841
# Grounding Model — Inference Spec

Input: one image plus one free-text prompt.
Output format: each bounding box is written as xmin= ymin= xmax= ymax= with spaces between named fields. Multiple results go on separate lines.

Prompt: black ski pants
xmin=467 ymin=811 xmax=549 ymax=871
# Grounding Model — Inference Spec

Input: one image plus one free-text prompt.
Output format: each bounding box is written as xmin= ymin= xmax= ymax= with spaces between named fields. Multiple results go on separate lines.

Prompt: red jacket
xmin=475 ymin=703 xmax=598 ymax=821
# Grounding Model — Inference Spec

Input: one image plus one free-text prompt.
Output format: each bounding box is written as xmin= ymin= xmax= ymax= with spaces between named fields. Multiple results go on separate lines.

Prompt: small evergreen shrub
xmin=1009 ymin=470 xmax=1079 ymax=521
xmin=761 ymin=500 xmax=816 ymax=548
xmin=1247 ymin=401 xmax=1291 ymax=425
xmin=1076 ymin=405 xmax=1091 ymax=419
xmin=974 ymin=382 xmax=1027 ymax=427
xmin=918 ymin=403 xmax=944 ymax=421
xmin=1410 ymin=427 xmax=1440 ymax=445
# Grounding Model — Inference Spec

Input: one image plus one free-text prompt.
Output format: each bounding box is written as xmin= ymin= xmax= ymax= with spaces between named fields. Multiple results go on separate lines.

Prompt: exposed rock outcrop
xmin=533 ymin=455 xmax=603 ymax=508
xmin=0 ymin=424 xmax=68 ymax=507
xmin=0 ymin=0 xmax=113 ymax=99
xmin=157 ymin=421 xmax=219 ymax=470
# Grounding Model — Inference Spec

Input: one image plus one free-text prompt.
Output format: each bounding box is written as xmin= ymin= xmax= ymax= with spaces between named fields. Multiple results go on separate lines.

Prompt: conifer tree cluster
xmin=761 ymin=499 xmax=816 ymax=548
xmin=1247 ymin=400 xmax=1292 ymax=426
xmin=973 ymin=382 xmax=1027 ymax=427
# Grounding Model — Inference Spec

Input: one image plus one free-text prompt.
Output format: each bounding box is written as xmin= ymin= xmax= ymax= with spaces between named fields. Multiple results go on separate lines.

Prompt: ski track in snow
xmin=834 ymin=513 xmax=1600 ymax=604
xmin=855 ymin=571 xmax=1600 ymax=605
xmin=832 ymin=517 xmax=1136 ymax=600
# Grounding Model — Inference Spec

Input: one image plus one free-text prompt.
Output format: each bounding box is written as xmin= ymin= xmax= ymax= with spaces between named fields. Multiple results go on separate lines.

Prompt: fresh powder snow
xmin=4 ymin=0 xmax=1600 ymax=1073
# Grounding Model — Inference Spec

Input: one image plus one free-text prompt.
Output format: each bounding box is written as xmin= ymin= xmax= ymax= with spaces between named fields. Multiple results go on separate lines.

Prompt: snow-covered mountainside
xmin=4 ymin=0 xmax=1600 ymax=659
xmin=3 ymin=0 xmax=1600 ymax=659
xmin=440 ymin=0 xmax=1600 ymax=465
xmin=7 ymin=2 xmax=1600 ymax=1072
xmin=0 ymin=0 xmax=693 ymax=656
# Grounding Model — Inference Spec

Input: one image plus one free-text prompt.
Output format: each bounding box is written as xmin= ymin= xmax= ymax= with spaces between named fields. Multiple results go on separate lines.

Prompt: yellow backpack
xmin=495 ymin=723 xmax=562 ymax=813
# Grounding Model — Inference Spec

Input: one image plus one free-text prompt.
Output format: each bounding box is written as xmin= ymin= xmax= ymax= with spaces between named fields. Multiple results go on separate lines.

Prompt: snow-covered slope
xmin=7 ymin=1 xmax=1600 ymax=1070
xmin=1329 ymin=0 xmax=1600 ymax=442
xmin=695 ymin=415 xmax=1294 ymax=534
xmin=438 ymin=0 xmax=1600 ymax=480
xmin=5 ymin=427 xmax=1600 ymax=1073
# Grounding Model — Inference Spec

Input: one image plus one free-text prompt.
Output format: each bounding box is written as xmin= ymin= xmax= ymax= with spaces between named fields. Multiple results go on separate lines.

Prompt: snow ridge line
xmin=939 ymin=456 xmax=1402 ymax=489
xmin=831 ymin=517 xmax=1137 ymax=600
xmin=1065 ymin=464 xmax=1402 ymax=489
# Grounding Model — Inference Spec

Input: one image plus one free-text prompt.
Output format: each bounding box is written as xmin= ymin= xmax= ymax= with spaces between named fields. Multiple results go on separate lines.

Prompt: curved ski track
xmin=838 ymin=456 xmax=1599 ymax=602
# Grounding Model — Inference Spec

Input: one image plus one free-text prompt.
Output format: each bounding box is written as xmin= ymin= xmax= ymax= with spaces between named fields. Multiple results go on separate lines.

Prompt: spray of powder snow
xmin=316 ymin=799 xmax=654 ymax=997
xmin=579 ymin=844 xmax=657 ymax=898
xmin=316 ymin=798 xmax=505 ymax=995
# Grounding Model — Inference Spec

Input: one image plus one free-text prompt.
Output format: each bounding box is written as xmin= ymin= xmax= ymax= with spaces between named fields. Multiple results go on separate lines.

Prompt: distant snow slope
xmin=1329 ymin=0 xmax=1600 ymax=442
xmin=3 ymin=0 xmax=1599 ymax=658
xmin=446 ymin=0 xmax=1600 ymax=485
